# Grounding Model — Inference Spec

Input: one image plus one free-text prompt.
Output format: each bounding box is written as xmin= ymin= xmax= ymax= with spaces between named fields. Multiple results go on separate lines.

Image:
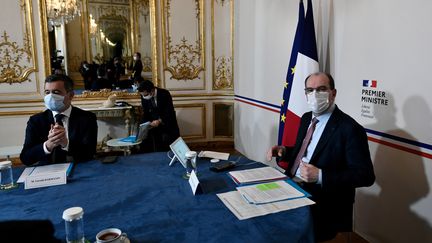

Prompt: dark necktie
xmin=290 ymin=117 xmax=319 ymax=176
xmin=52 ymin=114 xmax=66 ymax=163
xmin=150 ymin=97 xmax=157 ymax=108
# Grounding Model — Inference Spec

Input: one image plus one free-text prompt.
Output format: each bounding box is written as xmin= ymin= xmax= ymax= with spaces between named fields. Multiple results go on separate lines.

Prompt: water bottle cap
xmin=62 ymin=207 xmax=84 ymax=221
xmin=185 ymin=151 xmax=197 ymax=159
xmin=0 ymin=161 xmax=12 ymax=169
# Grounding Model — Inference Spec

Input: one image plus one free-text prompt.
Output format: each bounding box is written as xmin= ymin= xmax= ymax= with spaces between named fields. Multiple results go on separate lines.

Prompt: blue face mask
xmin=44 ymin=93 xmax=65 ymax=111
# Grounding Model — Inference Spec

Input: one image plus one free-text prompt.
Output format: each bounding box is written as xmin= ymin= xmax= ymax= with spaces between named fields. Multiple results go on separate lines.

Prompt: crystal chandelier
xmin=46 ymin=0 xmax=81 ymax=30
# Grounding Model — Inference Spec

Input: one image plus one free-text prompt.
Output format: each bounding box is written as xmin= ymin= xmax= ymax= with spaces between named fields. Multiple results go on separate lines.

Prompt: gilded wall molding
xmin=162 ymin=0 xmax=205 ymax=82
xmin=0 ymin=0 xmax=37 ymax=85
xmin=211 ymin=0 xmax=234 ymax=90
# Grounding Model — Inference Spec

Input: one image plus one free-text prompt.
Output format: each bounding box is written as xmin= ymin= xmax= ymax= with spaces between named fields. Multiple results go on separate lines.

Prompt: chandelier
xmin=46 ymin=0 xmax=81 ymax=30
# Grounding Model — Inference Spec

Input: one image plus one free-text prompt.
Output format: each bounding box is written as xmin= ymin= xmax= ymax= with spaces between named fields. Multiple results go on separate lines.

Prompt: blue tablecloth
xmin=0 ymin=153 xmax=313 ymax=242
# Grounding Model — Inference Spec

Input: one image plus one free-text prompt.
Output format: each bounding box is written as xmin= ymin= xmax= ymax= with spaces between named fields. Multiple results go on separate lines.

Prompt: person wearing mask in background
xmin=267 ymin=72 xmax=375 ymax=241
xmin=131 ymin=52 xmax=143 ymax=82
xmin=79 ymin=61 xmax=92 ymax=90
xmin=20 ymin=74 xmax=98 ymax=166
xmin=137 ymin=80 xmax=180 ymax=152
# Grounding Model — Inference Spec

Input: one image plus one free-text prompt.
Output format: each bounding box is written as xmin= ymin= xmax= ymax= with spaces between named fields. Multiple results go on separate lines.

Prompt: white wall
xmin=235 ymin=0 xmax=432 ymax=242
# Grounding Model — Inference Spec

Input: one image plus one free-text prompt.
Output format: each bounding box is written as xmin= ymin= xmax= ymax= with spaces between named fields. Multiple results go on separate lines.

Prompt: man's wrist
xmin=43 ymin=141 xmax=52 ymax=154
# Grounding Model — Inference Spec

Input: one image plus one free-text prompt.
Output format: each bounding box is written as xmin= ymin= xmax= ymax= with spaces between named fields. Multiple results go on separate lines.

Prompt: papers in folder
xmin=237 ymin=180 xmax=305 ymax=204
xmin=218 ymin=166 xmax=314 ymax=220
xmin=228 ymin=167 xmax=287 ymax=185
xmin=217 ymin=191 xmax=314 ymax=220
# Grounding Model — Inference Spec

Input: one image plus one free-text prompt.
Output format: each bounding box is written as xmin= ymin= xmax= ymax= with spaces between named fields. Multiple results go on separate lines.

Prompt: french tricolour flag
xmin=363 ymin=80 xmax=377 ymax=88
xmin=278 ymin=0 xmax=319 ymax=169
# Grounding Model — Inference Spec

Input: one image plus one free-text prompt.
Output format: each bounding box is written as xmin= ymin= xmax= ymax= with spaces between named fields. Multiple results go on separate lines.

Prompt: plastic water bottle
xmin=62 ymin=207 xmax=85 ymax=243
xmin=0 ymin=161 xmax=15 ymax=190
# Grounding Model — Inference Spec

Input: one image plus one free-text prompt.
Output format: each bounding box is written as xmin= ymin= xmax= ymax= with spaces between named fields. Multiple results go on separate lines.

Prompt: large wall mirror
xmin=40 ymin=0 xmax=158 ymax=99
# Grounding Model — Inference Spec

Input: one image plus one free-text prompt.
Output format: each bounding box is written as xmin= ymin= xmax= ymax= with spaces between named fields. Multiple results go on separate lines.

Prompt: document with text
xmin=237 ymin=180 xmax=305 ymax=204
xmin=228 ymin=166 xmax=287 ymax=185
xmin=217 ymin=191 xmax=315 ymax=220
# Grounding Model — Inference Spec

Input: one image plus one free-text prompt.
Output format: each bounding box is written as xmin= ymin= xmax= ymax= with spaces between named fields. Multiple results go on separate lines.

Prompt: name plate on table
xmin=188 ymin=170 xmax=202 ymax=195
xmin=25 ymin=171 xmax=67 ymax=189
xmin=18 ymin=163 xmax=72 ymax=189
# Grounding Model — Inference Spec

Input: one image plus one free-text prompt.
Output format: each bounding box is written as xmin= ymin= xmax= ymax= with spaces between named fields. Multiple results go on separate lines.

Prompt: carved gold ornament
xmin=162 ymin=0 xmax=205 ymax=82
xmin=214 ymin=56 xmax=233 ymax=89
xmin=79 ymin=89 xmax=139 ymax=99
xmin=0 ymin=31 xmax=33 ymax=84
xmin=166 ymin=37 xmax=204 ymax=80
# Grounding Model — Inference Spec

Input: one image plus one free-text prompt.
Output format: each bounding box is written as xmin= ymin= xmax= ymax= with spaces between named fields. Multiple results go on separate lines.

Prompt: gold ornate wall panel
xmin=161 ymin=0 xmax=205 ymax=90
xmin=175 ymin=103 xmax=206 ymax=139
xmin=212 ymin=0 xmax=233 ymax=90
xmin=0 ymin=0 xmax=38 ymax=96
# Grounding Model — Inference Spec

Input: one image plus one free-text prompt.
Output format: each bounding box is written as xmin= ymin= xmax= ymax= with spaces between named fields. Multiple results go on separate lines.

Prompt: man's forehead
xmin=306 ymin=74 xmax=330 ymax=86
xmin=45 ymin=81 xmax=66 ymax=90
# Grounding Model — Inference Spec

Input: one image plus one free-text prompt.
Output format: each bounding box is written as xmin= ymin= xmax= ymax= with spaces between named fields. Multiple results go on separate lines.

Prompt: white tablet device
xmin=169 ymin=137 xmax=190 ymax=168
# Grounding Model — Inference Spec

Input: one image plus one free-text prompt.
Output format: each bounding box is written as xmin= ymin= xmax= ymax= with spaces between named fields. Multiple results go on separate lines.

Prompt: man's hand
xmin=46 ymin=124 xmax=67 ymax=151
xmin=150 ymin=119 xmax=161 ymax=127
xmin=299 ymin=162 xmax=319 ymax=183
xmin=266 ymin=146 xmax=286 ymax=161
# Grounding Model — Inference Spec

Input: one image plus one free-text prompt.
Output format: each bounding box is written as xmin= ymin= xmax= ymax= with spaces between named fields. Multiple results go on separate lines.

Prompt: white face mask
xmin=141 ymin=93 xmax=152 ymax=100
xmin=307 ymin=91 xmax=330 ymax=114
xmin=44 ymin=93 xmax=66 ymax=112
xmin=133 ymin=56 xmax=138 ymax=61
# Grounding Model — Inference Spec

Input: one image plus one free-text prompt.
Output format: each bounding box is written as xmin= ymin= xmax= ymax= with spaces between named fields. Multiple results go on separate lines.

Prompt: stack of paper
xmin=237 ymin=180 xmax=305 ymax=204
xmin=228 ymin=167 xmax=287 ymax=185
xmin=198 ymin=151 xmax=230 ymax=160
xmin=218 ymin=166 xmax=315 ymax=220
xmin=217 ymin=191 xmax=314 ymax=220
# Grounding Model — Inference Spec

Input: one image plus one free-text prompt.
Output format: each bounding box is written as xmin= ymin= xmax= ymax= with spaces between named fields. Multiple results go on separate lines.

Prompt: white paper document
xmin=228 ymin=167 xmax=287 ymax=185
xmin=198 ymin=151 xmax=230 ymax=160
xmin=237 ymin=180 xmax=305 ymax=204
xmin=217 ymin=191 xmax=315 ymax=220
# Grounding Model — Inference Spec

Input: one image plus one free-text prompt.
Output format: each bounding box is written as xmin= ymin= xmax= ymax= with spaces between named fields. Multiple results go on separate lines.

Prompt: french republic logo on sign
xmin=363 ymin=80 xmax=377 ymax=88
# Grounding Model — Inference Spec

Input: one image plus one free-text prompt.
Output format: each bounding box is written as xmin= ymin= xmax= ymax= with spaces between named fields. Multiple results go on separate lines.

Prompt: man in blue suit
xmin=20 ymin=74 xmax=97 ymax=166
xmin=268 ymin=72 xmax=375 ymax=241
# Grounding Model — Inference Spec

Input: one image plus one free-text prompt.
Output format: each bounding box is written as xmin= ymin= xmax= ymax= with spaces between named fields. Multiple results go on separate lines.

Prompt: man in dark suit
xmin=138 ymin=80 xmax=180 ymax=152
xmin=20 ymin=74 xmax=98 ymax=166
xmin=267 ymin=72 xmax=375 ymax=241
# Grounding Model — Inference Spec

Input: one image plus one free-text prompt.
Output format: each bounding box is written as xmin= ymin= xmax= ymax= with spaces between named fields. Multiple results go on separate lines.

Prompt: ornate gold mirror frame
xmin=39 ymin=0 xmax=158 ymax=100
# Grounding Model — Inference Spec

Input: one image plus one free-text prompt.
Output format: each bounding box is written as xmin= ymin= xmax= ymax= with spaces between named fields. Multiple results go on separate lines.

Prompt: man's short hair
xmin=134 ymin=52 xmax=141 ymax=58
xmin=305 ymin=72 xmax=335 ymax=90
xmin=137 ymin=80 xmax=154 ymax=93
xmin=45 ymin=74 xmax=74 ymax=92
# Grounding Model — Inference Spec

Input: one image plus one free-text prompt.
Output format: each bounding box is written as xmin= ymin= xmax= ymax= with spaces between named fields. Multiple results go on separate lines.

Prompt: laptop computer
xmin=120 ymin=122 xmax=151 ymax=143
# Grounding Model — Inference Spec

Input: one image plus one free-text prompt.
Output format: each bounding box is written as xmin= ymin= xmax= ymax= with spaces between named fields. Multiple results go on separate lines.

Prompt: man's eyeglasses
xmin=304 ymin=86 xmax=331 ymax=94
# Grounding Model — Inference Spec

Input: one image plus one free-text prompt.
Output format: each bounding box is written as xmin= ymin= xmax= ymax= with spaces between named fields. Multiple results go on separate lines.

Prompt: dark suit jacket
xmin=20 ymin=106 xmax=98 ymax=166
xmin=132 ymin=60 xmax=143 ymax=80
xmin=140 ymin=88 xmax=180 ymax=150
xmin=282 ymin=105 xmax=375 ymax=234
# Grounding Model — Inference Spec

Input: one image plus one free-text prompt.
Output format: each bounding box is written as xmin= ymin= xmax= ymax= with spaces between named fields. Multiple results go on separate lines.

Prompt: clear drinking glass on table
xmin=183 ymin=151 xmax=197 ymax=179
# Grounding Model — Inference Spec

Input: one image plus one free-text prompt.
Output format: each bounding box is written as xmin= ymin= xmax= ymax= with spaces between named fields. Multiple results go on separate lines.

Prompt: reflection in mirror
xmin=42 ymin=0 xmax=155 ymax=96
